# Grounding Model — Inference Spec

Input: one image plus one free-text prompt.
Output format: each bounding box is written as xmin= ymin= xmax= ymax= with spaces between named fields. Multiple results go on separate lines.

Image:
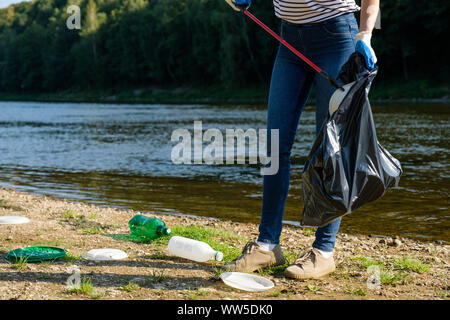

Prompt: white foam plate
xmin=0 ymin=216 xmax=30 ymax=225
xmin=82 ymin=248 xmax=128 ymax=261
xmin=220 ymin=272 xmax=275 ymax=292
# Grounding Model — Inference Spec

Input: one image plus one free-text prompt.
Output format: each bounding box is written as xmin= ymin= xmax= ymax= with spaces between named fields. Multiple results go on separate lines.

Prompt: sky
xmin=0 ymin=0 xmax=33 ymax=9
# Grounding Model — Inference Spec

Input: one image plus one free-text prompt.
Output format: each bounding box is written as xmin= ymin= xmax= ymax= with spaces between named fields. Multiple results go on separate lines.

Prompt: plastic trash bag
xmin=300 ymin=52 xmax=402 ymax=227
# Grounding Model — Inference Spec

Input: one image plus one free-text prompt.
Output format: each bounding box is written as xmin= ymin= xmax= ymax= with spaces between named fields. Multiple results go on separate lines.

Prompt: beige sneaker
xmin=222 ymin=241 xmax=286 ymax=273
xmin=284 ymin=248 xmax=335 ymax=279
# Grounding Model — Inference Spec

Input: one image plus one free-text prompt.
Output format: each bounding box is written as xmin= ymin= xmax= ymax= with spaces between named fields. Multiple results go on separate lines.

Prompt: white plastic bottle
xmin=167 ymin=236 xmax=223 ymax=262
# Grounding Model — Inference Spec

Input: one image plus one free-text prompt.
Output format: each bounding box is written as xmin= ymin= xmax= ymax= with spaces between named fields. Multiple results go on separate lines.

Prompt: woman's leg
xmin=258 ymin=23 xmax=315 ymax=245
xmin=310 ymin=14 xmax=359 ymax=252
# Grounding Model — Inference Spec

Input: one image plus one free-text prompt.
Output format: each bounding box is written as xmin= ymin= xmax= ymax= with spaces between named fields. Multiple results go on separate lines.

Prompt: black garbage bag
xmin=300 ymin=52 xmax=402 ymax=227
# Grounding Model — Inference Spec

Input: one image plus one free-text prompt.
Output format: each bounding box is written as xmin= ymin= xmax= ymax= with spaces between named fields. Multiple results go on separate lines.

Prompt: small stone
xmin=388 ymin=238 xmax=402 ymax=247
xmin=379 ymin=239 xmax=387 ymax=244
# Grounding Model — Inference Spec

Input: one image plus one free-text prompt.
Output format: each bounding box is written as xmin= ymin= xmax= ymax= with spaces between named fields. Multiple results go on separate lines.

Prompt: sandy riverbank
xmin=0 ymin=188 xmax=448 ymax=300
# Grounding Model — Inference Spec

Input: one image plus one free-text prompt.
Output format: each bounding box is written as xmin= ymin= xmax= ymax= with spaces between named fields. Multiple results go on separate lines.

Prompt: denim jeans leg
xmin=258 ymin=40 xmax=314 ymax=244
xmin=311 ymin=15 xmax=358 ymax=252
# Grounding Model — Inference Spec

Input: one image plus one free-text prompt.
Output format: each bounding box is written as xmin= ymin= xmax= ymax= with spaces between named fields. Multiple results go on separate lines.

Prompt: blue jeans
xmin=258 ymin=13 xmax=358 ymax=252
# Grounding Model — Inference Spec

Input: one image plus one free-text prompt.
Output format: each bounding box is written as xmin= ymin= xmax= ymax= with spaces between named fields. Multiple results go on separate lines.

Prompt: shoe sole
xmin=222 ymin=260 xmax=286 ymax=274
xmin=284 ymin=265 xmax=336 ymax=280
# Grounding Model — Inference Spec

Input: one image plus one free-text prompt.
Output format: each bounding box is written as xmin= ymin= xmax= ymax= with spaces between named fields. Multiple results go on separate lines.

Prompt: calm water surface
xmin=0 ymin=101 xmax=448 ymax=242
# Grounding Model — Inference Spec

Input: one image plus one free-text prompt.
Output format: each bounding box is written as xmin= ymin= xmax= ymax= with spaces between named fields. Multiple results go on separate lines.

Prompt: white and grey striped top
xmin=273 ymin=0 xmax=360 ymax=24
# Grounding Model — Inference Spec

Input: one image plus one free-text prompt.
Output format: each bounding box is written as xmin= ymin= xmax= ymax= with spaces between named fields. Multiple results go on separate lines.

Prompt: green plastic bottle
xmin=129 ymin=215 xmax=171 ymax=241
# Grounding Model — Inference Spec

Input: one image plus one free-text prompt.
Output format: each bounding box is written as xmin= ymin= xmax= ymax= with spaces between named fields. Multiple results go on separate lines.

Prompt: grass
xmin=302 ymin=228 xmax=315 ymax=237
xmin=393 ymin=257 xmax=430 ymax=274
xmin=150 ymin=269 xmax=166 ymax=283
xmin=439 ymin=289 xmax=449 ymax=299
xmin=353 ymin=255 xmax=410 ymax=285
xmin=306 ymin=284 xmax=321 ymax=294
xmin=187 ymin=288 xmax=211 ymax=300
xmin=345 ymin=286 xmax=367 ymax=296
xmin=83 ymin=226 xmax=105 ymax=235
xmin=60 ymin=252 xmax=81 ymax=262
xmin=11 ymin=256 xmax=29 ymax=271
xmin=265 ymin=290 xmax=280 ymax=298
xmin=212 ymin=266 xmax=226 ymax=279
xmin=67 ymin=277 xmax=94 ymax=295
xmin=122 ymin=282 xmax=139 ymax=293
xmin=379 ymin=270 xmax=409 ymax=285
xmin=62 ymin=209 xmax=80 ymax=219
xmin=88 ymin=213 xmax=98 ymax=219
xmin=353 ymin=255 xmax=385 ymax=269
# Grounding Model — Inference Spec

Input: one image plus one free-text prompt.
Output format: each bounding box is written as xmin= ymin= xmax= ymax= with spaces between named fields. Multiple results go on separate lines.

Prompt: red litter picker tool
xmin=242 ymin=9 xmax=344 ymax=91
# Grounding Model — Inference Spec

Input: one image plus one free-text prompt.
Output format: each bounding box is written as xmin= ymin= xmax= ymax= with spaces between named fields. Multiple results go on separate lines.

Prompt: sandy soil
xmin=0 ymin=188 xmax=448 ymax=300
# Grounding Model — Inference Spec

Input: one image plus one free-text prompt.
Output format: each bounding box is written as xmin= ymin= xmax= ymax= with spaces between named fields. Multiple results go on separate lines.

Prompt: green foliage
xmin=393 ymin=256 xmax=430 ymax=274
xmin=0 ymin=0 xmax=447 ymax=93
xmin=68 ymin=277 xmax=94 ymax=295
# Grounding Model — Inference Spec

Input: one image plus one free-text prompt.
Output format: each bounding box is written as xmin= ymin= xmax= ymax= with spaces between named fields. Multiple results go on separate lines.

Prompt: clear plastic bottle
xmin=167 ymin=236 xmax=223 ymax=262
xmin=129 ymin=214 xmax=171 ymax=241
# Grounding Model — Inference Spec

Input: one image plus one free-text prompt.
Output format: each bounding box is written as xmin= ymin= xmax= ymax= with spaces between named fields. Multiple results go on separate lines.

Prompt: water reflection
xmin=0 ymin=102 xmax=448 ymax=242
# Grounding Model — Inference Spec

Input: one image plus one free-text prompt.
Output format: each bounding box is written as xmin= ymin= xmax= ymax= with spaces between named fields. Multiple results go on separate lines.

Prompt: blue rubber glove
xmin=225 ymin=0 xmax=251 ymax=11
xmin=355 ymin=32 xmax=377 ymax=70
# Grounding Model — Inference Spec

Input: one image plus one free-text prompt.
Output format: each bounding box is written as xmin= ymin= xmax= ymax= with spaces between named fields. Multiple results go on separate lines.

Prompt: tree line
xmin=0 ymin=0 xmax=448 ymax=93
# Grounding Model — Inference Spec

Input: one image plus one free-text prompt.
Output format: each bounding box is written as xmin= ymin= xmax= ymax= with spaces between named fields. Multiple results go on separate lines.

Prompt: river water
xmin=0 ymin=101 xmax=448 ymax=243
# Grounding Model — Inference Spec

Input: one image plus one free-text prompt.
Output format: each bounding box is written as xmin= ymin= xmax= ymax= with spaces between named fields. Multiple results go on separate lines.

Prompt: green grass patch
xmin=60 ymin=252 xmax=81 ymax=262
xmin=353 ymin=255 xmax=385 ymax=269
xmin=62 ymin=209 xmax=80 ymax=219
xmin=306 ymin=284 xmax=322 ymax=294
xmin=88 ymin=213 xmax=98 ymax=219
xmin=345 ymin=286 xmax=367 ymax=296
xmin=83 ymin=226 xmax=105 ymax=235
xmin=11 ymin=256 xmax=29 ymax=271
xmin=265 ymin=290 xmax=280 ymax=298
xmin=122 ymin=282 xmax=139 ymax=293
xmin=353 ymin=255 xmax=409 ymax=285
xmin=393 ymin=257 xmax=430 ymax=274
xmin=150 ymin=269 xmax=166 ymax=283
xmin=379 ymin=270 xmax=409 ymax=285
xmin=67 ymin=277 xmax=93 ymax=295
xmin=188 ymin=288 xmax=211 ymax=300
xmin=302 ymin=228 xmax=315 ymax=237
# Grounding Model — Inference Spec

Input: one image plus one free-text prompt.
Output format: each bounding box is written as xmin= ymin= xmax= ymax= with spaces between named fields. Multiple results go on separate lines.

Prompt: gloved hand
xmin=225 ymin=0 xmax=251 ymax=11
xmin=355 ymin=31 xmax=377 ymax=69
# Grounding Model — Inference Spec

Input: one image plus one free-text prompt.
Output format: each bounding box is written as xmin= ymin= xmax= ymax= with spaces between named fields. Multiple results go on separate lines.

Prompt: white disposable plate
xmin=220 ymin=272 xmax=275 ymax=292
xmin=0 ymin=216 xmax=30 ymax=225
xmin=82 ymin=248 xmax=128 ymax=261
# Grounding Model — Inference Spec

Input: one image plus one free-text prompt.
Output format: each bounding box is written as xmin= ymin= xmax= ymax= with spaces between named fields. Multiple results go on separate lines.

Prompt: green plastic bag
xmin=5 ymin=246 xmax=67 ymax=262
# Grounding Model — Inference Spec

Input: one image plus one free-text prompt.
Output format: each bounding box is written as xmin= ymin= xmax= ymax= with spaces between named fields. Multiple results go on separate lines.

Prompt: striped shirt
xmin=273 ymin=0 xmax=360 ymax=24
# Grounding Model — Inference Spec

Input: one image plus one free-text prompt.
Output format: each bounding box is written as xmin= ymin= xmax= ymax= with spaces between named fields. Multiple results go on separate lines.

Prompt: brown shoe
xmin=222 ymin=241 xmax=286 ymax=273
xmin=284 ymin=248 xmax=335 ymax=279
